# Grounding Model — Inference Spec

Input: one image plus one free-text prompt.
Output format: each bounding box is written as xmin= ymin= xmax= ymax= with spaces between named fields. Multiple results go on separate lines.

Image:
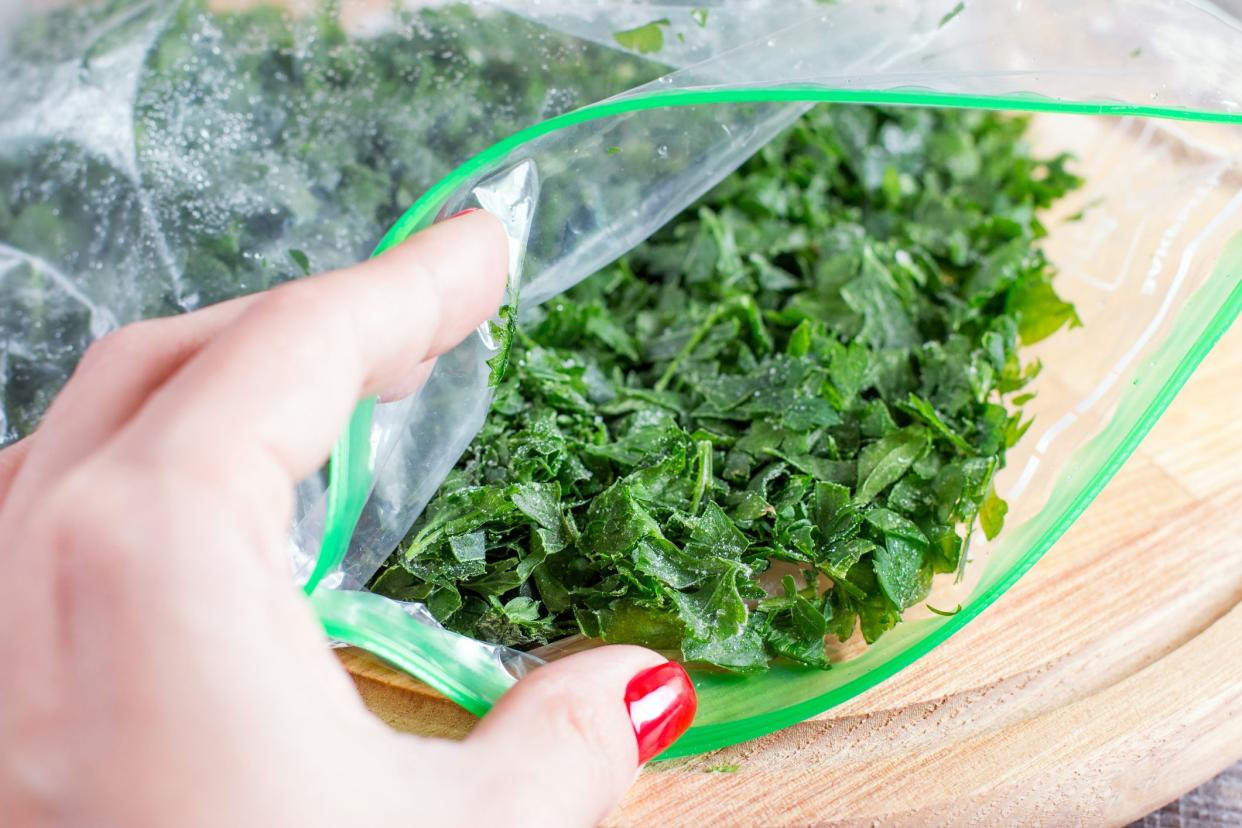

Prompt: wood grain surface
xmin=340 ymin=314 xmax=1242 ymax=827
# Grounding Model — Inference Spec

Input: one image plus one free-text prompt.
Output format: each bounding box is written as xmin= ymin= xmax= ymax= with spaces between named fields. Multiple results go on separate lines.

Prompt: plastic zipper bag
xmin=2 ymin=0 xmax=1239 ymax=758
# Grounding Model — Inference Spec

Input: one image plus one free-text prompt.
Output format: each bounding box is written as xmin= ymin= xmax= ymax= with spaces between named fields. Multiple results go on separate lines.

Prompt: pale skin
xmin=0 ymin=212 xmax=667 ymax=828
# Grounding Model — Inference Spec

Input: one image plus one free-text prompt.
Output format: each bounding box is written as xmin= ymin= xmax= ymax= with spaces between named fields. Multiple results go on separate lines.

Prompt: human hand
xmin=0 ymin=211 xmax=696 ymax=828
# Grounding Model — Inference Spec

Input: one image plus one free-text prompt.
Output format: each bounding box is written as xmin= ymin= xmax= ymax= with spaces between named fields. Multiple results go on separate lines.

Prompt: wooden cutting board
xmin=339 ymin=315 xmax=1242 ymax=826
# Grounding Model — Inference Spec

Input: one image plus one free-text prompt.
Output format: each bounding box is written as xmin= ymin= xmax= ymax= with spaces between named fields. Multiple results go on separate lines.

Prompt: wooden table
xmin=342 ymin=313 xmax=1242 ymax=826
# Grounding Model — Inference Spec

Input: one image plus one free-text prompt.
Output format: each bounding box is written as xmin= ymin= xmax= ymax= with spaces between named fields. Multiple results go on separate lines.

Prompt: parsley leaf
xmin=613 ymin=19 xmax=671 ymax=54
xmin=486 ymin=304 xmax=517 ymax=387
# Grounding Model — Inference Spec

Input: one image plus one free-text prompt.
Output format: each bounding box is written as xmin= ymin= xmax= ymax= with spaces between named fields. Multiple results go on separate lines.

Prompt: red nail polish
xmin=625 ymin=662 xmax=697 ymax=765
xmin=446 ymin=207 xmax=481 ymax=220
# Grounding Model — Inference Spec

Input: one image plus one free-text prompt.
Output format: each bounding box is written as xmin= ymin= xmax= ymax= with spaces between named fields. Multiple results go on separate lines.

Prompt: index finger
xmin=109 ymin=210 xmax=507 ymax=521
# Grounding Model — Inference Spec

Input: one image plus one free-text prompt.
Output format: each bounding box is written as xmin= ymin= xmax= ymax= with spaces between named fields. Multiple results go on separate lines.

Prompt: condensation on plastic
xmin=2 ymin=0 xmax=1241 ymax=759
xmin=0 ymin=0 xmax=678 ymax=441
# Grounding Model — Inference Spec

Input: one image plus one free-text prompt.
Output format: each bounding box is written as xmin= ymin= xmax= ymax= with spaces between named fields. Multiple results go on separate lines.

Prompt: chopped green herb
xmin=614 ymin=19 xmax=671 ymax=54
xmin=938 ymin=1 xmax=966 ymax=27
xmin=1063 ymin=196 xmax=1106 ymax=223
xmin=926 ymin=603 xmax=962 ymax=617
xmin=486 ymin=304 xmax=518 ymax=387
xmin=979 ymin=487 xmax=1008 ymax=541
xmin=288 ymin=248 xmax=312 ymax=276
xmin=1009 ymin=277 xmax=1082 ymax=345
xmin=692 ymin=8 xmax=710 ymax=27
xmin=372 ymin=105 xmax=1081 ymax=670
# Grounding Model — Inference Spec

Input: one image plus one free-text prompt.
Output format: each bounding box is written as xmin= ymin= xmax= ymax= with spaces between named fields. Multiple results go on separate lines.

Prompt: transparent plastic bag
xmin=3 ymin=0 xmax=1240 ymax=758
xmin=306 ymin=0 xmax=1242 ymax=757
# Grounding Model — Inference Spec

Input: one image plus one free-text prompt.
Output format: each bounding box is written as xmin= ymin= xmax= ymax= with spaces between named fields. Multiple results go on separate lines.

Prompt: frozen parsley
xmin=613 ymin=19 xmax=671 ymax=55
xmin=371 ymin=105 xmax=1082 ymax=672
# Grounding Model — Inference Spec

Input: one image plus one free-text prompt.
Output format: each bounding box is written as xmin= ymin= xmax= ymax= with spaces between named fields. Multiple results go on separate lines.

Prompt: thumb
xmin=455 ymin=645 xmax=697 ymax=827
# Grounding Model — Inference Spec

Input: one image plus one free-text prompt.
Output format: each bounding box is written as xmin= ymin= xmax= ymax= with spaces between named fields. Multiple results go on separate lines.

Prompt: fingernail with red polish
xmin=625 ymin=662 xmax=697 ymax=765
xmin=447 ymin=207 xmax=482 ymax=220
